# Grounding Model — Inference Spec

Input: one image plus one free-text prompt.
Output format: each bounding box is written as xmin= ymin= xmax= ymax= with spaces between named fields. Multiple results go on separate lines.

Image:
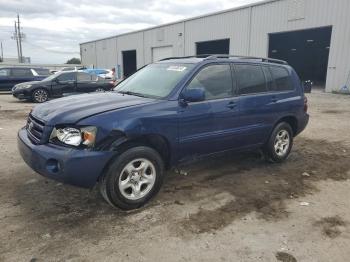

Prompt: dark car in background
xmin=12 ymin=71 xmax=115 ymax=103
xmin=0 ymin=67 xmax=49 ymax=91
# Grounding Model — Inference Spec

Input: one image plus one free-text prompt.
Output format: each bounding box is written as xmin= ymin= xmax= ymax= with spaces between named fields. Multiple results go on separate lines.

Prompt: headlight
xmin=16 ymin=84 xmax=32 ymax=89
xmin=50 ymin=126 xmax=97 ymax=147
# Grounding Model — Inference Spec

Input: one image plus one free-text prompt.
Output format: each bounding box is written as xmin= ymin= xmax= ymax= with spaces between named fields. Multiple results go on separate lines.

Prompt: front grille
xmin=26 ymin=115 xmax=45 ymax=143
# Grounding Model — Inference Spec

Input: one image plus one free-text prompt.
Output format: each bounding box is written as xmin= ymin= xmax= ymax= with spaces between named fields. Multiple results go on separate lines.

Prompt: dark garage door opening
xmin=122 ymin=50 xmax=137 ymax=78
xmin=196 ymin=39 xmax=230 ymax=56
xmin=269 ymin=26 xmax=332 ymax=89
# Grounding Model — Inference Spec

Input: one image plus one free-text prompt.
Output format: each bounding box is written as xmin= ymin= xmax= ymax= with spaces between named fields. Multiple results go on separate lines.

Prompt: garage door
xmin=152 ymin=46 xmax=173 ymax=62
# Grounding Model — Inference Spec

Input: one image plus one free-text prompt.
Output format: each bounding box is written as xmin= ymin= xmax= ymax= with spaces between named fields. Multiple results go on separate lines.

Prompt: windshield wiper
xmin=118 ymin=91 xmax=149 ymax=98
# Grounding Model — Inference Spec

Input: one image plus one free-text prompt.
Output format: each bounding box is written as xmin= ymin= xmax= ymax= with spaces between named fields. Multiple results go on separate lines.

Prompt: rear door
xmin=234 ymin=63 xmax=276 ymax=147
xmin=76 ymin=72 xmax=98 ymax=92
xmin=10 ymin=68 xmax=34 ymax=87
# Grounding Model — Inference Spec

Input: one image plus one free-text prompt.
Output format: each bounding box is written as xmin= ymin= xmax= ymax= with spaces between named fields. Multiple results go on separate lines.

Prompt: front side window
xmin=116 ymin=63 xmax=194 ymax=98
xmin=270 ymin=66 xmax=293 ymax=91
xmin=235 ymin=64 xmax=267 ymax=95
xmin=186 ymin=64 xmax=233 ymax=100
xmin=11 ymin=68 xmax=33 ymax=77
xmin=57 ymin=72 xmax=76 ymax=82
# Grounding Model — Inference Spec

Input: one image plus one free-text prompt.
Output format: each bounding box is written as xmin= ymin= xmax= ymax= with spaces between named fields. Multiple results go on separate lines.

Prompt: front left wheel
xmin=32 ymin=88 xmax=49 ymax=103
xmin=99 ymin=146 xmax=165 ymax=210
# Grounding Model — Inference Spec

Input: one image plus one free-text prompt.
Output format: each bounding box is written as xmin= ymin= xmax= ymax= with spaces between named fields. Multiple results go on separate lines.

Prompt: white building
xmin=80 ymin=0 xmax=350 ymax=93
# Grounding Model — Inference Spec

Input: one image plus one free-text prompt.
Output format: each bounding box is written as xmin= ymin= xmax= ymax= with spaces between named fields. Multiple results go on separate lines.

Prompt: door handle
xmin=227 ymin=101 xmax=237 ymax=109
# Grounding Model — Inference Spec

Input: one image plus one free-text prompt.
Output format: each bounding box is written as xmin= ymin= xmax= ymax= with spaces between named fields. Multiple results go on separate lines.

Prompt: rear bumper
xmin=17 ymin=128 xmax=115 ymax=188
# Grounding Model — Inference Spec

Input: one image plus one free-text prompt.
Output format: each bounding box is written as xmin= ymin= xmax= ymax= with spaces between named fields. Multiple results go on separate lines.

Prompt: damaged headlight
xmin=50 ymin=126 xmax=97 ymax=147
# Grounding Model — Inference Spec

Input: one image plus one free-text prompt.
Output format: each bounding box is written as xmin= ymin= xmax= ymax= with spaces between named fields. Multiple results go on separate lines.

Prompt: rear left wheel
xmin=264 ymin=122 xmax=293 ymax=163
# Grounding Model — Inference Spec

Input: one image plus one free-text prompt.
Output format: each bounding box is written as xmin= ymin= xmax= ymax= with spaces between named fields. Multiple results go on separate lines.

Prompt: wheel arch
xmin=274 ymin=115 xmax=298 ymax=136
xmin=97 ymin=132 xmax=172 ymax=183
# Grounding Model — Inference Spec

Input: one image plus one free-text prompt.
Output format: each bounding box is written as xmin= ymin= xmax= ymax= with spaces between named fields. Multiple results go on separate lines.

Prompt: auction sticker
xmin=166 ymin=66 xmax=187 ymax=72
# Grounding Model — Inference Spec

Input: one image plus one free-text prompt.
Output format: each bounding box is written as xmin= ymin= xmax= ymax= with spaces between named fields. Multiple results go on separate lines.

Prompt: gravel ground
xmin=0 ymin=92 xmax=349 ymax=262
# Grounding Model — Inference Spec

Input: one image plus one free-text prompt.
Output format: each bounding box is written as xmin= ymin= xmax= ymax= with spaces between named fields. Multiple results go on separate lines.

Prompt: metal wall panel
xmin=95 ymin=37 xmax=117 ymax=69
xmin=184 ymin=8 xmax=251 ymax=56
xmin=144 ymin=23 xmax=184 ymax=64
xmin=80 ymin=42 xmax=96 ymax=67
xmin=116 ymin=32 xmax=144 ymax=76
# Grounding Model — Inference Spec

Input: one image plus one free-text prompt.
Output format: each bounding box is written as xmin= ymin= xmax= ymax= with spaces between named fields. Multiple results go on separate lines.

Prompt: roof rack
xmin=160 ymin=54 xmax=216 ymax=61
xmin=204 ymin=54 xmax=288 ymax=65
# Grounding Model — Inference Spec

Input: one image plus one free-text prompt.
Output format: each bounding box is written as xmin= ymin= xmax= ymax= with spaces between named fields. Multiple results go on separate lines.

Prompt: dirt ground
xmin=0 ymin=92 xmax=350 ymax=262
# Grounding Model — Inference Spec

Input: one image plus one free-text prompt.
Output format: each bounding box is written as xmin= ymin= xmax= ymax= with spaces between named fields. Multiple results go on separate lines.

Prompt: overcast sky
xmin=0 ymin=0 xmax=261 ymax=64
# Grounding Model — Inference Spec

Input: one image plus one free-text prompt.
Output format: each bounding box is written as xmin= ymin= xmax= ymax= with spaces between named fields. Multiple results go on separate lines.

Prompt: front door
xmin=179 ymin=63 xmax=239 ymax=159
xmin=53 ymin=72 xmax=76 ymax=95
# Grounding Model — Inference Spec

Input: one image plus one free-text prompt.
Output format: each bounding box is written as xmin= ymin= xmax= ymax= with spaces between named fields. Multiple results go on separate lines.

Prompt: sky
xmin=0 ymin=0 xmax=261 ymax=64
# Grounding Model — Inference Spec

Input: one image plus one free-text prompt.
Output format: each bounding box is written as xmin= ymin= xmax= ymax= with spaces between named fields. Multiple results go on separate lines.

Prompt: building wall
xmin=80 ymin=0 xmax=350 ymax=92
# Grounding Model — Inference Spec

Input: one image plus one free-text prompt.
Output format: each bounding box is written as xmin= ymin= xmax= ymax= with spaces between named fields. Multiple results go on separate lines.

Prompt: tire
xmin=264 ymin=122 xmax=293 ymax=163
xmin=32 ymin=88 xmax=49 ymax=103
xmin=99 ymin=146 xmax=164 ymax=210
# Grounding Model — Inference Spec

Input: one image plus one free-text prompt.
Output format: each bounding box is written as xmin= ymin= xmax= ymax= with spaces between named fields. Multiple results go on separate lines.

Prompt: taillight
xmin=304 ymin=96 xmax=308 ymax=112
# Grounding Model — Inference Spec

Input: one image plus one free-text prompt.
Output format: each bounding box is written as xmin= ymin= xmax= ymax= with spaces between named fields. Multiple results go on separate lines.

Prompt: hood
xmin=31 ymin=92 xmax=155 ymax=125
xmin=16 ymin=80 xmax=43 ymax=86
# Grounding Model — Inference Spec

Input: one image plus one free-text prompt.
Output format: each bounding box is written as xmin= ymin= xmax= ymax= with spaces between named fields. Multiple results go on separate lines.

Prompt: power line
xmin=24 ymin=41 xmax=80 ymax=55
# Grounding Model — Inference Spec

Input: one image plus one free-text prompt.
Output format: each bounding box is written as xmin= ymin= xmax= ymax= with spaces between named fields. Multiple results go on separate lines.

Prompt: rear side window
xmin=270 ymin=66 xmax=293 ymax=91
xmin=11 ymin=68 xmax=33 ymax=77
xmin=235 ymin=64 xmax=266 ymax=95
xmin=57 ymin=72 xmax=76 ymax=81
xmin=187 ymin=64 xmax=233 ymax=100
xmin=77 ymin=72 xmax=93 ymax=81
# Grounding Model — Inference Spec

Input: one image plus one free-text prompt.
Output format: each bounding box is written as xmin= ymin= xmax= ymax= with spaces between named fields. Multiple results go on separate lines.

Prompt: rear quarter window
xmin=270 ymin=66 xmax=294 ymax=91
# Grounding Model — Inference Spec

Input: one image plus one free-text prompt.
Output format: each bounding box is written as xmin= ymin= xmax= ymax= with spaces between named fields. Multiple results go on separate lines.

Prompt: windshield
xmin=115 ymin=63 xmax=194 ymax=98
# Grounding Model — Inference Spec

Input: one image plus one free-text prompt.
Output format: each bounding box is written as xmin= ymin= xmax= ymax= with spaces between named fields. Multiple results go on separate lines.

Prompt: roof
xmin=80 ymin=0 xmax=279 ymax=45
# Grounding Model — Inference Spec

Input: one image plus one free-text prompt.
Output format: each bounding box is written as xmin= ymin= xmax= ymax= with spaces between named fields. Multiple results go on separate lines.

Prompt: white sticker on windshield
xmin=166 ymin=66 xmax=187 ymax=72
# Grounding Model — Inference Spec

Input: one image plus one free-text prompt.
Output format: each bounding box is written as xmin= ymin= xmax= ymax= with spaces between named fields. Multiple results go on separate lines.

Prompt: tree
xmin=66 ymin=57 xmax=81 ymax=64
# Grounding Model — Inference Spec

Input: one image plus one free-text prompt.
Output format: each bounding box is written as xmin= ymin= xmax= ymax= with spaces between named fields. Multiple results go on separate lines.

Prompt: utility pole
xmin=17 ymin=14 xmax=23 ymax=63
xmin=13 ymin=21 xmax=20 ymax=62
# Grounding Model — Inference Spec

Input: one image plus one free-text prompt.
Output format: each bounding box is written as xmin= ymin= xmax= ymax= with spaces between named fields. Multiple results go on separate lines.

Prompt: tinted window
xmin=262 ymin=66 xmax=274 ymax=91
xmin=11 ymin=68 xmax=33 ymax=77
xmin=57 ymin=72 xmax=75 ymax=81
xmin=77 ymin=72 xmax=92 ymax=81
xmin=235 ymin=64 xmax=266 ymax=95
xmin=33 ymin=68 xmax=49 ymax=76
xmin=187 ymin=64 xmax=233 ymax=100
xmin=270 ymin=66 xmax=293 ymax=91
xmin=0 ymin=69 xmax=10 ymax=77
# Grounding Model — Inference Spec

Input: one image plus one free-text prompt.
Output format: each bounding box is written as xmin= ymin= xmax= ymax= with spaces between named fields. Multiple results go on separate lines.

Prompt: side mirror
xmin=180 ymin=87 xmax=205 ymax=102
xmin=181 ymin=87 xmax=206 ymax=103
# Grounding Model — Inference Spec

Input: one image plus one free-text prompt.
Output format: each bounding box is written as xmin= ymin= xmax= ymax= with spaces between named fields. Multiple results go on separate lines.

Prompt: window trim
xmin=181 ymin=62 xmax=235 ymax=102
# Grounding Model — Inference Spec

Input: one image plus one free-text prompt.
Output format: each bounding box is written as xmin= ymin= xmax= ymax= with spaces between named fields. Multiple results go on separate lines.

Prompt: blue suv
xmin=17 ymin=55 xmax=309 ymax=210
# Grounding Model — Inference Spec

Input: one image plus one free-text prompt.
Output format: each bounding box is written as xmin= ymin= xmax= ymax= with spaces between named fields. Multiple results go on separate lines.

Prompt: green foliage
xmin=66 ymin=57 xmax=81 ymax=64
